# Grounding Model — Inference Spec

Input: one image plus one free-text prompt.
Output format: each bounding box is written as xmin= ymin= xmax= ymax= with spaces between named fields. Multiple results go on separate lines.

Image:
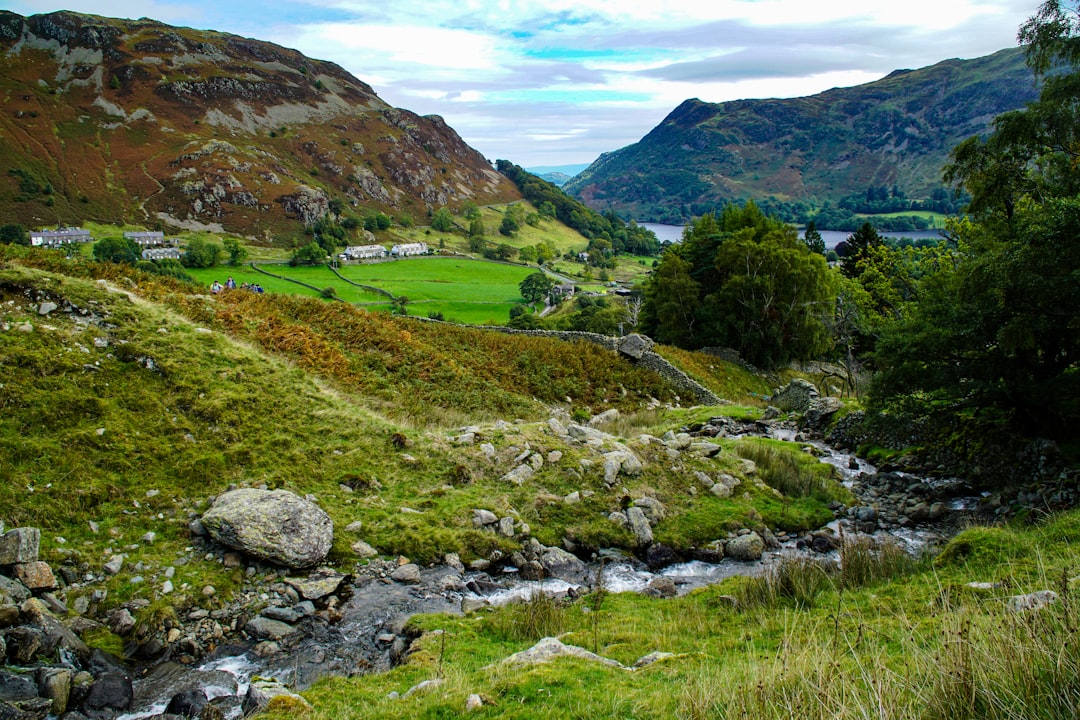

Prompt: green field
xmin=336 ymin=256 xmax=533 ymax=323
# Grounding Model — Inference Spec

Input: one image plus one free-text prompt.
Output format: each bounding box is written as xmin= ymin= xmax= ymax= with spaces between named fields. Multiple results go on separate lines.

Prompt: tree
xmin=94 ymin=236 xmax=140 ymax=264
xmin=640 ymin=254 xmax=700 ymax=347
xmin=468 ymin=218 xmax=485 ymax=240
xmin=431 ymin=207 xmax=454 ymax=232
xmin=290 ymin=241 xmax=326 ymax=266
xmin=0 ymin=224 xmax=28 ymax=245
xmin=519 ymin=271 xmax=556 ymax=304
xmin=871 ymin=1 xmax=1080 ymax=437
xmin=222 ymin=237 xmax=248 ymax=266
xmin=803 ymin=220 xmax=825 ymax=254
xmin=181 ymin=237 xmax=221 ymax=268
xmin=840 ymin=222 xmax=883 ymax=278
xmin=499 ymin=213 xmax=519 ymax=237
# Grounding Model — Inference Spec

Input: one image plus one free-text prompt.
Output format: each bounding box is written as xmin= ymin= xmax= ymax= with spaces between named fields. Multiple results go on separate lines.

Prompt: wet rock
xmin=200 ymin=489 xmax=333 ymax=569
xmin=244 ymin=617 xmax=297 ymax=641
xmin=242 ymin=678 xmax=310 ymax=715
xmin=0 ymin=671 xmax=38 ymax=704
xmin=0 ymin=605 xmax=18 ymax=628
xmin=539 ymin=547 xmax=588 ymax=584
xmin=626 ymin=507 xmax=653 ymax=548
xmin=643 ymin=577 xmax=676 ymax=598
xmin=644 ymin=544 xmax=678 ymax=571
xmin=390 ymin=564 xmax=421 ymax=584
xmin=260 ymin=607 xmax=301 ymax=623
xmin=725 ymin=532 xmax=764 ymax=562
xmin=83 ymin=672 xmax=133 ymax=717
xmin=164 ymin=688 xmax=207 ymax=717
xmin=284 ymin=568 xmax=345 ymax=600
xmin=20 ymin=598 xmax=90 ymax=662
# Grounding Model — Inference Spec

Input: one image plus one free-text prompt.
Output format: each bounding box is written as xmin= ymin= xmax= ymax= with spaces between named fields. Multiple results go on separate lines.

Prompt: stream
xmin=118 ymin=421 xmax=982 ymax=719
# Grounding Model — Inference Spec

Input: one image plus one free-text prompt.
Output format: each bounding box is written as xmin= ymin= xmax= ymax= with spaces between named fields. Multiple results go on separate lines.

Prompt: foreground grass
xmin=262 ymin=513 xmax=1080 ymax=720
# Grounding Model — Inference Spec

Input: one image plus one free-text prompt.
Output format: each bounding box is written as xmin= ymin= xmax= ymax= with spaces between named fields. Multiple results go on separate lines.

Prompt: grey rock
xmin=567 ymin=423 xmax=608 ymax=445
xmin=351 ymin=540 xmax=378 ymax=559
xmin=390 ymin=564 xmax=421 ymax=584
xmin=633 ymin=497 xmax=666 ymax=523
xmin=0 ymin=528 xmax=40 ymax=565
xmin=284 ymin=568 xmax=346 ymax=600
xmin=37 ymin=667 xmax=72 ymax=715
xmin=200 ymin=489 xmax=333 ymax=569
xmin=589 ymin=409 xmax=620 ymax=427
xmin=497 ymin=517 xmax=516 ymax=538
xmin=20 ymin=598 xmax=89 ymax=662
xmin=83 ymin=672 xmax=133 ymax=714
xmin=539 ymin=547 xmax=588 ymax=584
xmin=107 ymin=609 xmax=136 ymax=637
xmin=502 ymin=637 xmax=623 ymax=668
xmin=472 ymin=509 xmax=498 ymax=527
xmin=402 ymin=679 xmax=443 ymax=698
xmin=245 ymin=617 xmax=298 ymax=641
xmin=38 ymin=302 xmax=58 ymax=316
xmin=633 ymin=651 xmax=675 ymax=668
xmin=725 ymin=532 xmax=765 ymax=562
xmin=626 ymin=507 xmax=653 ymax=547
xmin=0 ymin=670 xmax=37 ymax=702
xmin=242 ymin=678 xmax=310 ymax=715
xmin=1008 ymin=590 xmax=1058 ymax=613
xmin=261 ymin=606 xmax=301 ymax=623
xmin=804 ymin=396 xmax=843 ymax=429
xmin=617 ymin=333 xmax=652 ymax=360
xmin=771 ymin=379 xmax=819 ymax=413
xmin=607 ymin=511 xmax=628 ymax=528
xmin=643 ymin=577 xmax=676 ymax=598
xmin=0 ymin=576 xmax=30 ymax=605
xmin=500 ymin=465 xmax=534 ymax=485
xmin=104 ymin=556 xmax=124 ymax=576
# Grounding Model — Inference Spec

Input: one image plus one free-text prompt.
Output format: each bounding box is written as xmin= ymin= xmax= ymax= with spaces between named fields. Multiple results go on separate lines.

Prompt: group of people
xmin=210 ymin=277 xmax=265 ymax=294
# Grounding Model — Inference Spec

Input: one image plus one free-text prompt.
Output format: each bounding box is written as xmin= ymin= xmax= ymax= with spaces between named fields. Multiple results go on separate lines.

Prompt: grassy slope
xmin=5 ymin=247 xmax=1078 ymax=719
xmin=264 ymin=513 xmax=1080 ymax=720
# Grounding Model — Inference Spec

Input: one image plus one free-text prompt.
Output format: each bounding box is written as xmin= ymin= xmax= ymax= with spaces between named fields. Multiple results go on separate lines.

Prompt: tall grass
xmin=735 ymin=440 xmax=843 ymax=502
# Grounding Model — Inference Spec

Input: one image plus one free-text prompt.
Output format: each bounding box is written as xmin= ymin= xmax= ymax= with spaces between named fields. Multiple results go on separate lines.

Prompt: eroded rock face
xmin=200 ymin=489 xmax=333 ymax=569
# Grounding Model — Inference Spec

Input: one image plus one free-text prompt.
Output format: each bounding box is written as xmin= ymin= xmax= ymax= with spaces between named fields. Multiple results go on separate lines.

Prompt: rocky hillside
xmin=566 ymin=48 xmax=1037 ymax=222
xmin=0 ymin=11 xmax=518 ymax=240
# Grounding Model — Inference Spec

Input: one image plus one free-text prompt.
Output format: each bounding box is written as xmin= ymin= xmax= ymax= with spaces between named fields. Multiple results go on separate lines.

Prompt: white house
xmin=30 ymin=228 xmax=93 ymax=247
xmin=390 ymin=242 xmax=428 ymax=257
xmin=341 ymin=244 xmax=388 ymax=260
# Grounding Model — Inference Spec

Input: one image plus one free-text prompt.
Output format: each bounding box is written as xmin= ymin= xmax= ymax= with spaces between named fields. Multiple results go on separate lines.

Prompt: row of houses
xmin=340 ymin=242 xmax=430 ymax=261
xmin=30 ymin=228 xmax=93 ymax=247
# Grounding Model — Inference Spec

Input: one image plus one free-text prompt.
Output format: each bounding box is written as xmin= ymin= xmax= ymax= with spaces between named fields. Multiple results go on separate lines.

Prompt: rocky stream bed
xmin=0 ymin=408 xmax=1062 ymax=720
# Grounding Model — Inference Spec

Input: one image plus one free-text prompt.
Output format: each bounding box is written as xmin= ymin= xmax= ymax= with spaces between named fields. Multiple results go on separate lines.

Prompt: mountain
xmin=537 ymin=172 xmax=573 ymax=187
xmin=565 ymin=48 xmax=1038 ymax=222
xmin=0 ymin=11 xmax=518 ymax=239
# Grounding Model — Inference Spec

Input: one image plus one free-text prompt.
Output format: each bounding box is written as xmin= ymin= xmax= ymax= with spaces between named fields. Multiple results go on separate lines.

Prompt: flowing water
xmin=121 ymin=423 xmax=976 ymax=716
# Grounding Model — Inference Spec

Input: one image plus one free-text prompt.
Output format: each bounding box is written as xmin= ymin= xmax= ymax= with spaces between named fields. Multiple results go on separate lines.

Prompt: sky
xmin=7 ymin=0 xmax=1038 ymax=169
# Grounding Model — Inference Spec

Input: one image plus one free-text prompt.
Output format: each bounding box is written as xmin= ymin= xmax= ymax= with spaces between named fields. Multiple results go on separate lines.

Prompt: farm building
xmin=30 ymin=228 xmax=93 ymax=247
xmin=390 ymin=242 xmax=428 ymax=257
xmin=142 ymin=247 xmax=183 ymax=261
xmin=341 ymin=244 xmax=388 ymax=260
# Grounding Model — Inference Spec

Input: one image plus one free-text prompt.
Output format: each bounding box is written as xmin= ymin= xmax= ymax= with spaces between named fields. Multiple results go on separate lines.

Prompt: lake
xmin=640 ymin=222 xmax=945 ymax=250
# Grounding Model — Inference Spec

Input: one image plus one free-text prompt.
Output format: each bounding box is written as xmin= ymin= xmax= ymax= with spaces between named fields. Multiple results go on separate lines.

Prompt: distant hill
xmin=538 ymin=172 xmax=573 ymax=187
xmin=0 ymin=11 xmax=518 ymax=240
xmin=565 ymin=48 xmax=1037 ymax=223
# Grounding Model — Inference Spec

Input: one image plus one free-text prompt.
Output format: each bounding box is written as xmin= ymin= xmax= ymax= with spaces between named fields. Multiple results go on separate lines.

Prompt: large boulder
xmin=725 ymin=532 xmax=765 ymax=562
xmin=200 ymin=489 xmax=333 ymax=569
